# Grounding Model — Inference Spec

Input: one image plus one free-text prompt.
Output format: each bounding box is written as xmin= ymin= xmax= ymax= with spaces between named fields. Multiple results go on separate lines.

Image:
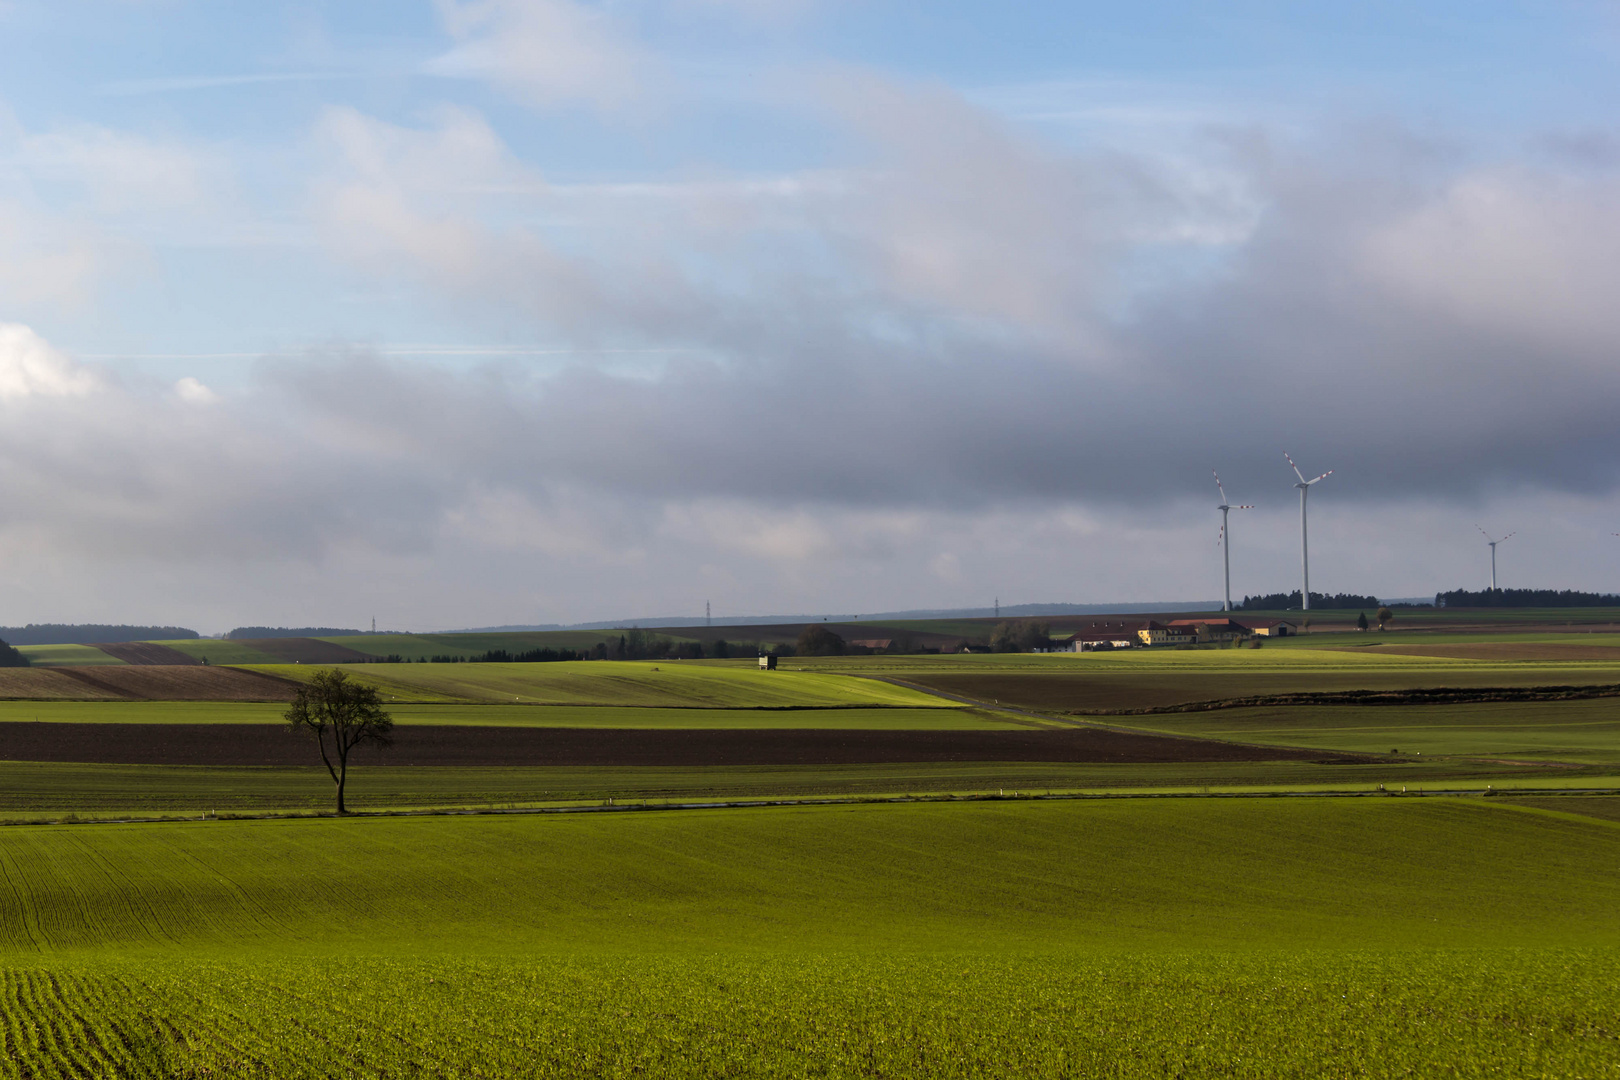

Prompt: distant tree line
xmin=989 ymin=620 xmax=1052 ymax=652
xmin=0 ymin=624 xmax=199 ymax=645
xmin=1239 ymin=592 xmax=1381 ymax=611
xmin=226 ymin=627 xmax=364 ymax=640
xmin=1435 ymin=588 xmax=1620 ymax=608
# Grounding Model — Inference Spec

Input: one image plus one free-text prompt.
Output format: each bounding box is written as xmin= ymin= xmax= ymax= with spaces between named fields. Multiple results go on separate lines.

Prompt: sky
xmin=1 ymin=0 xmax=1618 ymax=633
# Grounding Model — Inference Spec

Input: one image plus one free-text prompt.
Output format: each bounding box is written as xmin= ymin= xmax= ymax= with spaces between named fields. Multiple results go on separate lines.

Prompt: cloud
xmin=0 ymin=323 xmax=100 ymax=399
xmin=426 ymin=0 xmax=642 ymax=110
xmin=17 ymin=124 xmax=228 ymax=213
xmin=173 ymin=376 xmax=217 ymax=404
xmin=6 ymin=67 xmax=1620 ymax=625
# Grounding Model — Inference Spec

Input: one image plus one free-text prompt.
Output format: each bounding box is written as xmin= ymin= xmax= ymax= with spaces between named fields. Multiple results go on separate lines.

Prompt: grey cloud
xmin=5 ymin=93 xmax=1620 ymax=612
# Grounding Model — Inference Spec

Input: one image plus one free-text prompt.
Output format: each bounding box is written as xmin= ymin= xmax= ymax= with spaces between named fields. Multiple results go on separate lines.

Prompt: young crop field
xmin=0 ymin=800 xmax=1617 ymax=1076
xmin=1 ymin=950 xmax=1616 ymax=1079
xmin=1122 ymin=698 xmax=1620 ymax=763
xmin=0 ymin=799 xmax=1616 ymax=954
xmin=254 ymin=660 xmax=954 ymax=707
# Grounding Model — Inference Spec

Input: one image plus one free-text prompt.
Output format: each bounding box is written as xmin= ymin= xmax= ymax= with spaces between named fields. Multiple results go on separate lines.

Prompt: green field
xmin=2 ymin=950 xmax=1615 ymax=1079
xmin=151 ymin=638 xmax=287 ymax=664
xmin=0 ymin=700 xmax=1009 ymax=729
xmin=15 ymin=644 xmax=126 ymax=666
xmin=316 ymin=630 xmax=680 ymax=660
xmin=0 ymin=800 xmax=1618 ymax=1075
xmin=254 ymin=659 xmax=953 ymax=707
xmin=2 ymin=799 xmax=1616 ymax=954
xmin=1123 ymin=698 xmax=1620 ymax=763
xmin=5 ymin=627 xmax=1620 ymax=1075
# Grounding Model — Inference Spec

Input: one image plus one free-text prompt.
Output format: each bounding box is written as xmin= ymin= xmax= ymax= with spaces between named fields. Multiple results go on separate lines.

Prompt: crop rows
xmin=0 ymin=951 xmax=1615 ymax=1078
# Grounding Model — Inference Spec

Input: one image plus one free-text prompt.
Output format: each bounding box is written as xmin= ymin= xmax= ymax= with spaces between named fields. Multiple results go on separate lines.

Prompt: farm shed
xmin=1252 ymin=622 xmax=1297 ymax=637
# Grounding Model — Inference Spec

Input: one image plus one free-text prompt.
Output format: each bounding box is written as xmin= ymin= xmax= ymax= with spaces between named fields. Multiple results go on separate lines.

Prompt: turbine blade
xmin=1212 ymin=470 xmax=1228 ymax=504
xmin=1501 ymin=532 xmax=1515 ymax=543
xmin=1308 ymin=469 xmax=1333 ymax=484
xmin=1477 ymin=524 xmax=1491 ymax=542
xmin=1284 ymin=452 xmax=1306 ymax=483
xmin=1235 ymin=504 xmax=1255 ymax=510
xmin=1217 ymin=524 xmax=1224 ymax=546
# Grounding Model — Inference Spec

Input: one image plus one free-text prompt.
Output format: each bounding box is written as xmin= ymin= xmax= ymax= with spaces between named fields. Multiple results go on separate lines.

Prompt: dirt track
xmin=0 ymin=724 xmax=1364 ymax=767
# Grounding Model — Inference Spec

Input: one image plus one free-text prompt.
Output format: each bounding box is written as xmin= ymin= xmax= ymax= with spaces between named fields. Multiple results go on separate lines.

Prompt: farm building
xmin=1065 ymin=621 xmax=1144 ymax=651
xmin=1252 ymin=621 xmax=1297 ymax=637
xmin=1165 ymin=618 xmax=1252 ymax=643
xmin=1135 ymin=621 xmax=1198 ymax=646
xmin=849 ymin=638 xmax=892 ymax=651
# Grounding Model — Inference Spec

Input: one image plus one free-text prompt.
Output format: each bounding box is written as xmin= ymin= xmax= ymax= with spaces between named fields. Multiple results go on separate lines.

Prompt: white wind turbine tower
xmin=1478 ymin=527 xmax=1514 ymax=592
xmin=1213 ymin=471 xmax=1254 ymax=612
xmin=1284 ymin=453 xmax=1333 ymax=611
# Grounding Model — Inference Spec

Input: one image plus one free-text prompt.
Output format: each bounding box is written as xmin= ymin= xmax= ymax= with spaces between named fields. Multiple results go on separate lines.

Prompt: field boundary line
xmin=3 ymin=785 xmax=1618 ymax=830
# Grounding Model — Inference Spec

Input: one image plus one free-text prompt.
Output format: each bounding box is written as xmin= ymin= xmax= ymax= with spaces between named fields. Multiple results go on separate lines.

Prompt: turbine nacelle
xmin=1284 ymin=452 xmax=1332 ymax=488
xmin=1212 ymin=470 xmax=1253 ymax=513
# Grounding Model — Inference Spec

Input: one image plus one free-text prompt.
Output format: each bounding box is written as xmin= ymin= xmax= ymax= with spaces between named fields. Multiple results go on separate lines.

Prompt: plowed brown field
xmin=0 ymin=724 xmax=1362 ymax=766
xmin=237 ymin=638 xmax=376 ymax=663
xmin=0 ymin=666 xmax=298 ymax=701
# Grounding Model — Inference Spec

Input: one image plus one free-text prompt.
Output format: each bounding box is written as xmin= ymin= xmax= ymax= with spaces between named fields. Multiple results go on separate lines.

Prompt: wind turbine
xmin=1284 ymin=453 xmax=1333 ymax=611
xmin=1213 ymin=471 xmax=1253 ymax=612
xmin=1477 ymin=527 xmax=1514 ymax=592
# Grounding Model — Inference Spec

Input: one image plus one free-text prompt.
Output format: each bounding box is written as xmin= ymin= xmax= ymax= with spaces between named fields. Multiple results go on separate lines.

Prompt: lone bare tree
xmin=285 ymin=669 xmax=393 ymax=814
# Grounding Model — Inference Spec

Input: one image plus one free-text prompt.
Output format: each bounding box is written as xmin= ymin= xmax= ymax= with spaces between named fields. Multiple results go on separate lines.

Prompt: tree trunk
xmin=335 ymin=765 xmax=347 ymax=814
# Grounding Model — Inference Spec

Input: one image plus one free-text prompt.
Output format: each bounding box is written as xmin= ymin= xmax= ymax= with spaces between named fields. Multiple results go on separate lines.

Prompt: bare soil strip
xmin=0 ymin=670 xmax=128 ymax=699
xmin=50 ymin=666 xmax=299 ymax=702
xmin=93 ymin=642 xmax=202 ymax=665
xmin=0 ymin=724 xmax=1366 ymax=767
xmin=1336 ymin=643 xmax=1620 ymax=661
xmin=235 ymin=637 xmax=376 ymax=663
xmin=1078 ymin=684 xmax=1620 ymax=715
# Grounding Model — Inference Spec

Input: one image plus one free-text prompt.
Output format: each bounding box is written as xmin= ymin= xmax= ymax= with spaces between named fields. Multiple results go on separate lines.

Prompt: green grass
xmin=0 ymin=700 xmax=1008 ymax=729
xmin=14 ymin=644 xmax=125 ymax=666
xmin=249 ymin=660 xmax=954 ymax=707
xmin=1122 ymin=699 xmax=1620 ymax=763
xmin=2 ymin=799 xmax=1618 ymax=1075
